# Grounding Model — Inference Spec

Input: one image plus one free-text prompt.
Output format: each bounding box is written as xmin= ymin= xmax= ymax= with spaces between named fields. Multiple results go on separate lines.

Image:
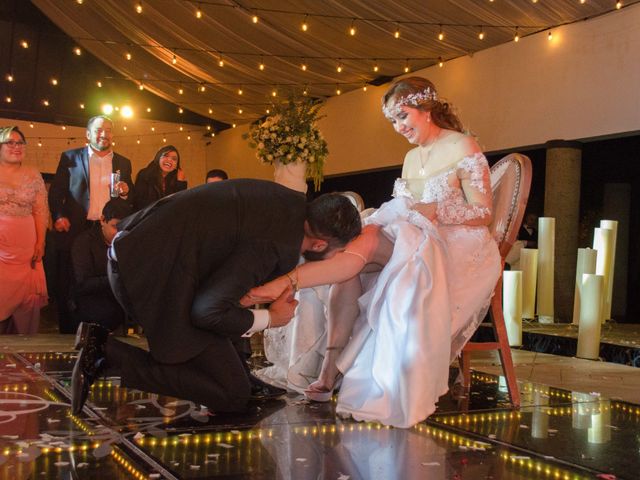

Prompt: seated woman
xmin=244 ymin=76 xmax=501 ymax=428
xmin=133 ymin=145 xmax=187 ymax=211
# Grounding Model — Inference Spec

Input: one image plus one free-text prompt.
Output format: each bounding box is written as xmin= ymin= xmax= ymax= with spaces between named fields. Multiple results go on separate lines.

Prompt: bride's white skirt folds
xmin=335 ymin=196 xmax=500 ymax=428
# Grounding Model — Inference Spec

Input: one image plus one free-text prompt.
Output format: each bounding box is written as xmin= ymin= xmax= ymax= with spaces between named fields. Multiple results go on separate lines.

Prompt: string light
xmin=336 ymin=85 xmax=341 ymax=95
xmin=580 ymin=0 xmax=586 ymax=3
xmin=199 ymin=84 xmax=206 ymax=92
xmin=616 ymin=0 xmax=622 ymax=8
xmin=373 ymin=61 xmax=379 ymax=72
xmin=438 ymin=25 xmax=444 ymax=41
xmin=4 ymin=96 xmax=11 ymax=103
xmin=362 ymin=84 xmax=367 ymax=91
xmin=301 ymin=60 xmax=307 ymax=71
xmin=135 ymin=2 xmax=142 ymax=14
xmin=187 ymin=135 xmax=191 ymax=140
xmin=336 ymin=61 xmax=343 ymax=73
xmin=29 ymin=123 xmax=34 ymax=128
xmin=271 ymin=89 xmax=277 ymax=97
xmin=150 ymin=125 xmax=155 ymax=130
xmin=138 ymin=83 xmax=144 ymax=90
xmin=196 ymin=6 xmax=203 ymax=18
xmin=50 ymin=78 xmax=58 ymax=85
xmin=178 ymin=87 xmax=183 ymax=95
xmin=136 ymin=138 xmax=140 ymax=144
xmin=96 ymin=81 xmax=102 ymax=87
xmin=179 ymin=126 xmax=183 ymax=131
xmin=349 ymin=19 xmax=356 ymax=36
xmin=208 ymin=107 xmax=213 ymax=114
xmin=548 ymin=30 xmax=553 ymax=41
xmin=6 ymin=74 xmax=14 ymax=82
xmin=303 ymin=85 xmax=308 ymax=96
xmin=438 ymin=56 xmax=444 ymax=67
xmin=73 ymin=47 xmax=82 ymax=55
xmin=238 ymin=108 xmax=243 ymax=114
xmin=125 ymin=52 xmax=132 ymax=60
xmin=252 ymin=14 xmax=259 ymax=24
xmin=162 ymin=137 xmax=166 ymax=143
xmin=478 ymin=27 xmax=485 ymax=40
xmin=76 ymin=0 xmax=83 ymax=4
xmin=79 ymin=103 xmax=85 ymax=109
xmin=20 ymin=40 xmax=29 ymax=49
xmin=178 ymin=107 xmax=184 ymax=114
xmin=42 ymin=99 xmax=50 ymax=106
xmin=404 ymin=59 xmax=410 ymax=73
xmin=238 ymin=88 xmax=243 ymax=95
xmin=301 ymin=15 xmax=308 ymax=32
xmin=172 ymin=53 xmax=177 ymax=64
xmin=218 ymin=56 xmax=224 ymax=67
xmin=514 ymin=27 xmax=520 ymax=42
xmin=38 ymin=139 xmax=42 ymax=147
xmin=232 ymin=123 xmax=237 ymax=128
xmin=147 ymin=107 xmax=152 ymax=113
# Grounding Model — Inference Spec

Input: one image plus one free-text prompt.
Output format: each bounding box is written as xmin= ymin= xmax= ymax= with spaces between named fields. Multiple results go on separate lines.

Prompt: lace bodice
xmin=393 ymin=153 xmax=491 ymax=225
xmin=0 ymin=167 xmax=48 ymax=218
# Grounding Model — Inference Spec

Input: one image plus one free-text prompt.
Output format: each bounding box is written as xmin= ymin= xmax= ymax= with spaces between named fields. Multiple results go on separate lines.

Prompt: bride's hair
xmin=382 ymin=77 xmax=464 ymax=133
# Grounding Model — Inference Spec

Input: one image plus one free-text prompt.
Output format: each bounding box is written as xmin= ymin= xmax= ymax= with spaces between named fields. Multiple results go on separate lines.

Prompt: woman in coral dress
xmin=0 ymin=126 xmax=48 ymax=334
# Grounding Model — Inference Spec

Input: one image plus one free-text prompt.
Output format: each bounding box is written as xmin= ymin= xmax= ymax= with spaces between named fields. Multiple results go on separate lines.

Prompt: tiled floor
xmin=1 ymin=332 xmax=640 ymax=479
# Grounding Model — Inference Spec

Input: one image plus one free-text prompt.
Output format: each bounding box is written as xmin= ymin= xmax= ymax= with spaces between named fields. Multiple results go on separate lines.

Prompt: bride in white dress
xmin=244 ymin=77 xmax=501 ymax=428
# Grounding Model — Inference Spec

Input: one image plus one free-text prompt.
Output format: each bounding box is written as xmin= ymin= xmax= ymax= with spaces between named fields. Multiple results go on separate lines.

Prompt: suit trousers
xmin=106 ymin=258 xmax=251 ymax=411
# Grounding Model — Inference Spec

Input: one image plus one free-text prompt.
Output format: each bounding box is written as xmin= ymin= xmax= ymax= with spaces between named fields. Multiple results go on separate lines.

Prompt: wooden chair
xmin=459 ymin=153 xmax=532 ymax=408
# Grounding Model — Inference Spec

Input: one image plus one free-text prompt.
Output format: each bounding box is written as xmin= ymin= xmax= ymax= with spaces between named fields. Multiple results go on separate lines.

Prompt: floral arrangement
xmin=245 ymin=95 xmax=328 ymax=190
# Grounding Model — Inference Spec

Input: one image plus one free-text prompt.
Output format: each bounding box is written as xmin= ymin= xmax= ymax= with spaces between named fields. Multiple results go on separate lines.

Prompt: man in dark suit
xmin=69 ymin=198 xmax=132 ymax=331
xmin=48 ymin=115 xmax=134 ymax=333
xmin=72 ymin=179 xmax=361 ymax=414
xmin=518 ymin=212 xmax=538 ymax=248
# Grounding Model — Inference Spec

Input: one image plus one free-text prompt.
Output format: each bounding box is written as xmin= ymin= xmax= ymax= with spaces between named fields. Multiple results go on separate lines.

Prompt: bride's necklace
xmin=418 ymin=129 xmax=442 ymax=176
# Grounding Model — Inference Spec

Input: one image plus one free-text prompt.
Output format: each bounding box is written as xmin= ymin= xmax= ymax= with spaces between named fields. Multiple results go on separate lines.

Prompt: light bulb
xmin=196 ymin=8 xmax=202 ymax=18
xmin=252 ymin=15 xmax=258 ymax=24
xmin=135 ymin=2 xmax=142 ymax=14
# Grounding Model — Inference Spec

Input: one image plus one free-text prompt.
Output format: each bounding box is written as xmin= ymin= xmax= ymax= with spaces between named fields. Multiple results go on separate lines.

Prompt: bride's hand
xmin=239 ymin=275 xmax=291 ymax=307
xmin=411 ymin=202 xmax=438 ymax=221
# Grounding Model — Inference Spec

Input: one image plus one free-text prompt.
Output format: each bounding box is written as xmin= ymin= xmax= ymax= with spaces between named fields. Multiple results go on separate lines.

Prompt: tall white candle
xmin=593 ymin=228 xmax=614 ymax=324
xmin=536 ymin=217 xmax=555 ymax=324
xmin=503 ymin=271 xmax=523 ymax=346
xmin=576 ymin=274 xmax=603 ymax=360
xmin=520 ymin=249 xmax=538 ymax=319
xmin=599 ymin=220 xmax=618 ymax=321
xmin=572 ymin=248 xmax=598 ymax=325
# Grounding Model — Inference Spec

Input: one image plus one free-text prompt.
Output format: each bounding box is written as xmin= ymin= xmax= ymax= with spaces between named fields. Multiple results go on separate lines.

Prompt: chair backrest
xmin=489 ymin=153 xmax=532 ymax=259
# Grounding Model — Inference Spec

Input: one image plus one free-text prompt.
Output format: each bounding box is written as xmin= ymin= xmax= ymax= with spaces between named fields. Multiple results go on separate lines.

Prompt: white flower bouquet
xmin=245 ymin=95 xmax=327 ymax=190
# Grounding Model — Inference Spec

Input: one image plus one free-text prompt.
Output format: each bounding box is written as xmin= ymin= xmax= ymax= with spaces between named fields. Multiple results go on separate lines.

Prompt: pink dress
xmin=0 ymin=167 xmax=48 ymax=333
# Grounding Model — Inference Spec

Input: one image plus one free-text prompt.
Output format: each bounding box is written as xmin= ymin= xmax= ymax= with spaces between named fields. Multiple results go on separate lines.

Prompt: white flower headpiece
xmin=382 ymin=87 xmax=438 ymax=118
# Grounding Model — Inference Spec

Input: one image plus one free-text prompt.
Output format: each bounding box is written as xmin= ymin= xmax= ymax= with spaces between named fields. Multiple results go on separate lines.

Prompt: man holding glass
xmin=49 ymin=115 xmax=133 ymax=333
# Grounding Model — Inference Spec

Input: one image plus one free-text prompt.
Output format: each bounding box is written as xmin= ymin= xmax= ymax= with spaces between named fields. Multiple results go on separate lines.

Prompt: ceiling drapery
xmin=31 ymin=0 xmax=637 ymax=128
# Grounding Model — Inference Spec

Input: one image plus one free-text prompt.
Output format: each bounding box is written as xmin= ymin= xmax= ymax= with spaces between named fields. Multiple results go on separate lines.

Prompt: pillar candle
xmin=592 ymin=228 xmax=614 ymax=324
xmin=572 ymin=248 xmax=597 ymax=325
xmin=576 ymin=274 xmax=603 ymax=360
xmin=599 ymin=220 xmax=618 ymax=321
xmin=520 ymin=249 xmax=538 ymax=319
xmin=536 ymin=217 xmax=555 ymax=324
xmin=503 ymin=271 xmax=523 ymax=346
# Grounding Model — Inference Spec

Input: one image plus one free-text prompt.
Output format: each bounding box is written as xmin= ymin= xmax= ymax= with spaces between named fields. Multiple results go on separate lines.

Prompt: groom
xmin=71 ymin=179 xmax=361 ymax=414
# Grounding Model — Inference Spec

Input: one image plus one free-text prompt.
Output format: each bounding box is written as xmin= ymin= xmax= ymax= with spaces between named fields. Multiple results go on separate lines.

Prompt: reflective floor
xmin=1 ymin=351 xmax=637 ymax=479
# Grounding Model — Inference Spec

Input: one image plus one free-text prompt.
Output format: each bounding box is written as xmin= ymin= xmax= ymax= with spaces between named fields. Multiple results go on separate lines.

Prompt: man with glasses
xmin=48 ymin=115 xmax=134 ymax=333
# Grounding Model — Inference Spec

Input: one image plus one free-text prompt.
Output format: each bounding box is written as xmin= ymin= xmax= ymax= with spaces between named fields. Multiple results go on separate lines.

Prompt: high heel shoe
xmin=304 ymin=345 xmax=344 ymax=403
xmin=304 ymin=375 xmax=342 ymax=402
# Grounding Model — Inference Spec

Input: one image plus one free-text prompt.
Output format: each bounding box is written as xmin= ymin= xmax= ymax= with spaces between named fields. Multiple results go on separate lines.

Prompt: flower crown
xmin=382 ymin=87 xmax=438 ymax=117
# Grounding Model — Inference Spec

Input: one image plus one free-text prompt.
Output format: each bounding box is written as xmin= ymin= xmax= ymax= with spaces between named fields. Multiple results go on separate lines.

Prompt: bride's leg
xmin=307 ymin=275 xmax=362 ymax=393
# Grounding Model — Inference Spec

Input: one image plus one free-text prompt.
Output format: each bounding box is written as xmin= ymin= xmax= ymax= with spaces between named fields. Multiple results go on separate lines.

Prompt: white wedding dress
xmin=258 ymin=152 xmax=501 ymax=428
xmin=335 ymin=152 xmax=501 ymax=427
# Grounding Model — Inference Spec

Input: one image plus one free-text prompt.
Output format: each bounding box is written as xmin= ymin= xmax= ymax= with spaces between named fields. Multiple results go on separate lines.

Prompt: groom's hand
xmin=267 ymin=286 xmax=298 ymax=328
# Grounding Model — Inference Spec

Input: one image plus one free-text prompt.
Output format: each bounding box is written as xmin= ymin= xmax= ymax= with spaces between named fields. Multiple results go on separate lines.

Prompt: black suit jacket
xmin=48 ymin=147 xmax=133 ymax=250
xmin=113 ymin=179 xmax=306 ymax=363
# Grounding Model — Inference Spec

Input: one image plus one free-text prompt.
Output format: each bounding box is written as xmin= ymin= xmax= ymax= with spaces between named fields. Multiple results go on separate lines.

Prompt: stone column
xmin=544 ymin=140 xmax=582 ymax=322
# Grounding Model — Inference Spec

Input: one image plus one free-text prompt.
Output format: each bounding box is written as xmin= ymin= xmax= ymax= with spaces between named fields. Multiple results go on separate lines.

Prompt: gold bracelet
xmin=285 ymin=267 xmax=299 ymax=292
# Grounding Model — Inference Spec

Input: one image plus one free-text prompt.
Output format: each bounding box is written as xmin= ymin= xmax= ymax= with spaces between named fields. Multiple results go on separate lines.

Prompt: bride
xmin=245 ymin=76 xmax=501 ymax=428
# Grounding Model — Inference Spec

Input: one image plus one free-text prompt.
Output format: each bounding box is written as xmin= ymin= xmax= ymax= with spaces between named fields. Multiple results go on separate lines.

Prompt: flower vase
xmin=273 ymin=160 xmax=308 ymax=194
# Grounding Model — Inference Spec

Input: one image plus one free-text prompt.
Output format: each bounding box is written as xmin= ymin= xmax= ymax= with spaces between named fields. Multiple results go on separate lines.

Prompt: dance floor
xmin=1 ymin=341 xmax=638 ymax=479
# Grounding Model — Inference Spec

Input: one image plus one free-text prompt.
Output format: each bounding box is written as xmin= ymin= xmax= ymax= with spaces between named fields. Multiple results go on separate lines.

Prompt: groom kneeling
xmin=72 ymin=179 xmax=361 ymax=414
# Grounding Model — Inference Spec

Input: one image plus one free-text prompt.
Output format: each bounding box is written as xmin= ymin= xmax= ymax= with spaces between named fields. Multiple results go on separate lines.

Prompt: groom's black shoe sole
xmin=71 ymin=323 xmax=109 ymax=414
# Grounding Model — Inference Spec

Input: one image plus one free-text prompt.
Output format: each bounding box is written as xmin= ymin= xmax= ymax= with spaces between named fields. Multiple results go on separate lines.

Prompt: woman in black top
xmin=134 ymin=145 xmax=187 ymax=211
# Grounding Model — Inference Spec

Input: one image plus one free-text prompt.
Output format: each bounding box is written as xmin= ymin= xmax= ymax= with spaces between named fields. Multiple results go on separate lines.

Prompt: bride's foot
xmin=304 ymin=346 xmax=344 ymax=403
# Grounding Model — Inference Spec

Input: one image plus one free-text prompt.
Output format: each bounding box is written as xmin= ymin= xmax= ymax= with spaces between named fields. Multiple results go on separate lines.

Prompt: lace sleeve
xmin=392 ymin=178 xmax=412 ymax=199
xmin=435 ymin=153 xmax=492 ymax=225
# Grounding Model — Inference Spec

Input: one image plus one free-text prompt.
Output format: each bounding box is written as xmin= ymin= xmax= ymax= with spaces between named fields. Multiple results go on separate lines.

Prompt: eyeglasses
xmin=2 ymin=140 xmax=27 ymax=148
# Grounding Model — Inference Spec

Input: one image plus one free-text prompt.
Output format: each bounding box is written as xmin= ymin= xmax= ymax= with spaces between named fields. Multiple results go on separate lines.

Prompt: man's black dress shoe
xmin=248 ymin=373 xmax=286 ymax=400
xmin=71 ymin=323 xmax=109 ymax=414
